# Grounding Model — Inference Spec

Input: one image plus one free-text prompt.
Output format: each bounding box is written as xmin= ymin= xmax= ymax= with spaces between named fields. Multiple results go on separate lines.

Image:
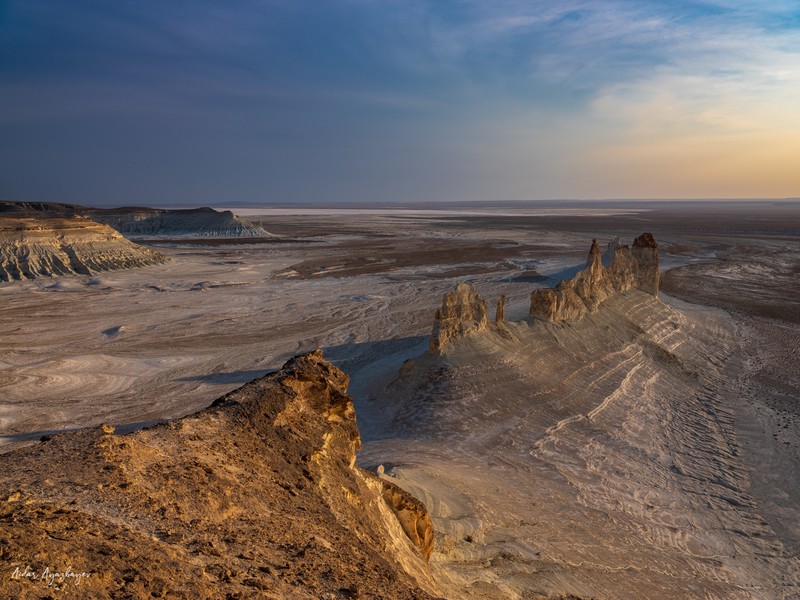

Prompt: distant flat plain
xmin=1 ymin=200 xmax=798 ymax=598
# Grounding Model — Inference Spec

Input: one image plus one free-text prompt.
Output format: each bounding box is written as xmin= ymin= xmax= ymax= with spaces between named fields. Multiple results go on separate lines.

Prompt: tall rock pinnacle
xmin=530 ymin=233 xmax=660 ymax=323
xmin=429 ymin=283 xmax=489 ymax=352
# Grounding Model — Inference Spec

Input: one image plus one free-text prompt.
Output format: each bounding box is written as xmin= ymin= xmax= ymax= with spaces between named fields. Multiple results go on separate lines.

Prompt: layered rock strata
xmin=0 ymin=201 xmax=270 ymax=238
xmin=0 ymin=217 xmax=166 ymax=282
xmin=91 ymin=206 xmax=271 ymax=238
xmin=0 ymin=351 xmax=438 ymax=598
xmin=429 ymin=283 xmax=489 ymax=352
xmin=530 ymin=232 xmax=660 ymax=322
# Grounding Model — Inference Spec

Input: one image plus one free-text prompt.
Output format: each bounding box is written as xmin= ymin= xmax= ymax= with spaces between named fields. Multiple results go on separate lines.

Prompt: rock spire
xmin=530 ymin=232 xmax=660 ymax=322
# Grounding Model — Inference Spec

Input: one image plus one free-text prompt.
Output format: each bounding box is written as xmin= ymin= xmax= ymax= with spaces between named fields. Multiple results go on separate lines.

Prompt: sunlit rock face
xmin=530 ymin=233 xmax=660 ymax=322
xmin=429 ymin=283 xmax=489 ymax=353
xmin=0 ymin=216 xmax=166 ymax=282
xmin=0 ymin=351 xmax=439 ymax=599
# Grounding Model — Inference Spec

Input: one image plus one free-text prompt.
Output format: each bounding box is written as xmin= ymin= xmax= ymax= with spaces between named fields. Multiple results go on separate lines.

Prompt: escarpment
xmin=0 ymin=201 xmax=271 ymax=238
xmin=0 ymin=351 xmax=439 ymax=598
xmin=530 ymin=232 xmax=660 ymax=322
xmin=90 ymin=206 xmax=271 ymax=238
xmin=0 ymin=216 xmax=166 ymax=282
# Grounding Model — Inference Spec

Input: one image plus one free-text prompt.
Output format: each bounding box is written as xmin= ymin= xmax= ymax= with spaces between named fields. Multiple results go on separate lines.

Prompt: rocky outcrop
xmin=0 ymin=351 xmax=439 ymax=598
xmin=381 ymin=480 xmax=435 ymax=561
xmin=631 ymin=232 xmax=660 ymax=295
xmin=90 ymin=206 xmax=271 ymax=238
xmin=429 ymin=283 xmax=489 ymax=352
xmin=0 ymin=201 xmax=271 ymax=238
xmin=495 ymin=294 xmax=506 ymax=323
xmin=0 ymin=216 xmax=166 ymax=282
xmin=530 ymin=233 xmax=660 ymax=322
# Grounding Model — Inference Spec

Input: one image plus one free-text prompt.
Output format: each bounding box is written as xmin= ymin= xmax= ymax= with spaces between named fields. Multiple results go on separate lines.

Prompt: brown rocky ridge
xmin=530 ymin=232 xmax=659 ymax=322
xmin=0 ymin=216 xmax=166 ymax=282
xmin=0 ymin=351 xmax=439 ymax=599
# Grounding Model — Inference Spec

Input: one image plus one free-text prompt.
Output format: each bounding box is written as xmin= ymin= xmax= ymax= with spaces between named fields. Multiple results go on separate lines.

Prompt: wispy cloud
xmin=1 ymin=0 xmax=799 ymax=202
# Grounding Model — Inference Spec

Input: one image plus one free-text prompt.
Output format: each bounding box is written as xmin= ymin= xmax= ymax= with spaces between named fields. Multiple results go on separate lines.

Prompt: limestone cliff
xmin=0 ymin=216 xmax=166 ymax=282
xmin=0 ymin=351 xmax=439 ymax=599
xmin=429 ymin=283 xmax=489 ymax=352
xmin=90 ymin=206 xmax=271 ymax=239
xmin=530 ymin=233 xmax=660 ymax=322
xmin=0 ymin=201 xmax=271 ymax=239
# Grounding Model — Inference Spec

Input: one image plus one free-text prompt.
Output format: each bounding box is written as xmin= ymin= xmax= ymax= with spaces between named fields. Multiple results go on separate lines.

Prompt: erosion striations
xmin=0 ymin=217 xmax=166 ymax=282
xmin=90 ymin=206 xmax=271 ymax=239
xmin=0 ymin=201 xmax=270 ymax=238
xmin=530 ymin=232 xmax=660 ymax=322
xmin=0 ymin=351 xmax=438 ymax=598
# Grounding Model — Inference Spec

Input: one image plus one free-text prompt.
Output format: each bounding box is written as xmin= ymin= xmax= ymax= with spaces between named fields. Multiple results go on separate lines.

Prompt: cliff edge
xmin=0 ymin=351 xmax=439 ymax=598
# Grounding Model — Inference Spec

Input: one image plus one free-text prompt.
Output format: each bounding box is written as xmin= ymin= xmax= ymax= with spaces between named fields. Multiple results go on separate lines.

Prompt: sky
xmin=1 ymin=0 xmax=799 ymax=205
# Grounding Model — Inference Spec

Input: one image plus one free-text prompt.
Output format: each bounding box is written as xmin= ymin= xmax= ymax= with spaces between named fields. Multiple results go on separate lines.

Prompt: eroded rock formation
xmin=0 ymin=201 xmax=271 ymax=238
xmin=495 ymin=294 xmax=506 ymax=323
xmin=91 ymin=206 xmax=271 ymax=238
xmin=530 ymin=233 xmax=659 ymax=322
xmin=0 ymin=217 xmax=167 ymax=282
xmin=429 ymin=283 xmax=489 ymax=352
xmin=381 ymin=480 xmax=435 ymax=561
xmin=0 ymin=351 xmax=439 ymax=598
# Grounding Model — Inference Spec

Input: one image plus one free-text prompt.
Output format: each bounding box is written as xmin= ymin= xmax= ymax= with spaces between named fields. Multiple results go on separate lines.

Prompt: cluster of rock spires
xmin=429 ymin=233 xmax=660 ymax=351
xmin=90 ymin=206 xmax=271 ymax=239
xmin=0 ymin=351 xmax=438 ymax=598
xmin=0 ymin=216 xmax=167 ymax=282
xmin=530 ymin=233 xmax=659 ymax=322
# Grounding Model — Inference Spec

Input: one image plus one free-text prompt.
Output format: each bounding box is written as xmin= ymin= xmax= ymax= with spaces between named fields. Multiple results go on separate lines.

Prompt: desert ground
xmin=1 ymin=201 xmax=799 ymax=598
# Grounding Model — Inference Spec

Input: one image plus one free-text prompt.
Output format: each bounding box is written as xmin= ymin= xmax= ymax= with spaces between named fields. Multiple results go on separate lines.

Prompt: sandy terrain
xmin=1 ymin=201 xmax=798 ymax=598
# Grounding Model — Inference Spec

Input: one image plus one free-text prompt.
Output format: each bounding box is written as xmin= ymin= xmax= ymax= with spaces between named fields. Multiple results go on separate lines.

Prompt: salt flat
xmin=1 ymin=203 xmax=798 ymax=598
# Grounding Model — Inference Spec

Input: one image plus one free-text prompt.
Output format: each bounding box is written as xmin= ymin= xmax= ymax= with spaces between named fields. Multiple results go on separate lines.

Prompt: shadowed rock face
xmin=91 ymin=207 xmax=271 ymax=238
xmin=0 ymin=351 xmax=439 ymax=598
xmin=381 ymin=480 xmax=435 ymax=561
xmin=0 ymin=216 xmax=167 ymax=282
xmin=429 ymin=283 xmax=489 ymax=352
xmin=530 ymin=233 xmax=660 ymax=322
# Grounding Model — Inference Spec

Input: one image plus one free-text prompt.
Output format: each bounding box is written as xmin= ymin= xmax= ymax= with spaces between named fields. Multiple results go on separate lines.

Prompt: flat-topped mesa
xmin=0 ymin=216 xmax=167 ymax=282
xmin=530 ymin=232 xmax=660 ymax=323
xmin=429 ymin=283 xmax=489 ymax=352
xmin=0 ymin=201 xmax=271 ymax=238
xmin=91 ymin=206 xmax=271 ymax=238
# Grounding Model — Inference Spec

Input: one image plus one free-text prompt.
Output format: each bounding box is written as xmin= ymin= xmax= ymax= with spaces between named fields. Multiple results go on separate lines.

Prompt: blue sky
xmin=1 ymin=0 xmax=799 ymax=205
